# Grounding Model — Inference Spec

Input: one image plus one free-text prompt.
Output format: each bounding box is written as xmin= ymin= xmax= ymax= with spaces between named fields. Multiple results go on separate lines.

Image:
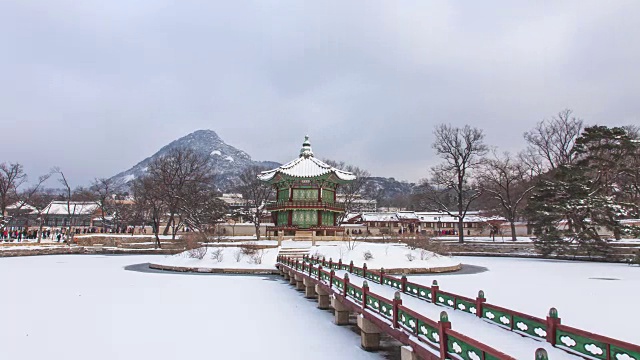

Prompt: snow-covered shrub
xmin=406 ymin=253 xmax=416 ymax=262
xmin=363 ymin=250 xmax=374 ymax=261
xmin=420 ymin=249 xmax=431 ymax=260
xmin=249 ymin=249 xmax=266 ymax=264
xmin=233 ymin=249 xmax=243 ymax=262
xmin=311 ymin=250 xmax=324 ymax=259
xmin=240 ymin=242 xmax=258 ymax=256
xmin=211 ymin=248 xmax=224 ymax=263
xmin=188 ymin=247 xmax=207 ymax=260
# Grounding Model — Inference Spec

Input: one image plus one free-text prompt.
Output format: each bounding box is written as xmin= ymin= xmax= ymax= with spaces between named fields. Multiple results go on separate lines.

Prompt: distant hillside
xmin=109 ymin=130 xmax=280 ymax=191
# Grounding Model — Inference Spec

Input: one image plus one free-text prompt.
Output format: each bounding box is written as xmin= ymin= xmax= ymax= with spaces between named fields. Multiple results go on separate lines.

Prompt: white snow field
xmin=407 ymin=256 xmax=640 ymax=345
xmin=152 ymin=241 xmax=460 ymax=271
xmin=0 ymin=255 xmax=381 ymax=360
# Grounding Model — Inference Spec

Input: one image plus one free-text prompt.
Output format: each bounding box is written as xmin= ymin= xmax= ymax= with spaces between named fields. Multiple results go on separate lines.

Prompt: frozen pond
xmin=1 ymin=255 xmax=638 ymax=360
xmin=0 ymin=255 xmax=381 ymax=360
xmin=408 ymin=256 xmax=640 ymax=344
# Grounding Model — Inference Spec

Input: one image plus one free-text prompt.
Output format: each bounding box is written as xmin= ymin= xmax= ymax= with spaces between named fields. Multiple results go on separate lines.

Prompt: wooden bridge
xmin=277 ymin=255 xmax=640 ymax=360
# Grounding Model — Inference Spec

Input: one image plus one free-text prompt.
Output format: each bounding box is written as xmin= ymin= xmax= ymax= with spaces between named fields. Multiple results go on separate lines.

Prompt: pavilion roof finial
xmin=299 ymin=135 xmax=314 ymax=158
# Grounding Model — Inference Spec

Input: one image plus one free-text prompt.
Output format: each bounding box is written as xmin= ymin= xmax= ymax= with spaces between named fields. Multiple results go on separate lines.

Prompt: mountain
xmin=109 ymin=130 xmax=280 ymax=191
xmin=363 ymin=177 xmax=416 ymax=207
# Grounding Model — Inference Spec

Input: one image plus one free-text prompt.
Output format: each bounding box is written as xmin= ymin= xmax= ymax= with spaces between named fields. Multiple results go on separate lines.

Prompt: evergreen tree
xmin=526 ymin=125 xmax=640 ymax=258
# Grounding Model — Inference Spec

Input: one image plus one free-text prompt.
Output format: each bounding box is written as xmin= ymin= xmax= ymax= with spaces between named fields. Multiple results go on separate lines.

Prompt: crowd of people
xmin=0 ymin=226 xmax=149 ymax=242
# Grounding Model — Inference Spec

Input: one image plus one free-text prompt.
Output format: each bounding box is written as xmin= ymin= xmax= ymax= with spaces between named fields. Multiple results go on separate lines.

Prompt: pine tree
xmin=526 ymin=125 xmax=640 ymax=258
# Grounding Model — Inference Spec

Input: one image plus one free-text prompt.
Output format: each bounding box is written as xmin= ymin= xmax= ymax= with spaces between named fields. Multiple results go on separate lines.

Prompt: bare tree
xmin=477 ymin=151 xmax=536 ymax=241
xmin=145 ymin=147 xmax=215 ymax=239
xmin=428 ymin=124 xmax=488 ymax=243
xmin=132 ymin=176 xmax=165 ymax=248
xmin=0 ymin=162 xmax=27 ymax=231
xmin=52 ymin=167 xmax=79 ymax=244
xmin=322 ymin=160 xmax=370 ymax=224
xmin=180 ymin=182 xmax=227 ymax=236
xmin=28 ymin=188 xmax=57 ymax=243
xmin=90 ymin=178 xmax=123 ymax=232
xmin=237 ymin=165 xmax=274 ymax=240
xmin=524 ymin=109 xmax=584 ymax=171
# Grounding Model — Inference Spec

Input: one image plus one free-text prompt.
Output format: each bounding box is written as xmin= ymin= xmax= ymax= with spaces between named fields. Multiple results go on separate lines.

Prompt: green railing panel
xmin=512 ymin=315 xmax=547 ymax=340
xmin=454 ymin=298 xmax=476 ymax=315
xmin=347 ymin=284 xmax=356 ymax=300
xmin=311 ymin=268 xmax=318 ymax=276
xmin=320 ymin=272 xmax=330 ymax=282
xmin=556 ymin=329 xmax=607 ymax=360
xmin=611 ymin=345 xmax=640 ymax=360
xmin=384 ymin=277 xmax=403 ymax=290
xmin=417 ymin=319 xmax=439 ymax=345
xmin=482 ymin=305 xmax=512 ymax=328
xmin=364 ymin=271 xmax=380 ymax=283
xmin=341 ymin=265 xmax=349 ymax=271
xmin=332 ymin=277 xmax=344 ymax=290
xmin=353 ymin=288 xmax=363 ymax=303
xmin=406 ymin=283 xmax=432 ymax=301
xmin=379 ymin=299 xmax=393 ymax=319
xmin=405 ymin=283 xmax=420 ymax=297
xmin=435 ymin=292 xmax=456 ymax=309
xmin=447 ymin=335 xmax=486 ymax=360
xmin=398 ymin=309 xmax=417 ymax=333
xmin=353 ymin=268 xmax=364 ymax=277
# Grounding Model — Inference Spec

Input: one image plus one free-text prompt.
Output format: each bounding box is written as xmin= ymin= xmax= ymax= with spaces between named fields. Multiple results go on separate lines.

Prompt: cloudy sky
xmin=2 ymin=1 xmax=639 ymax=186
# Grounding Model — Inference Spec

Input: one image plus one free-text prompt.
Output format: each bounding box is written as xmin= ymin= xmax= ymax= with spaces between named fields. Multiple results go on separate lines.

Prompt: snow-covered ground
xmin=307 ymin=242 xmax=460 ymax=270
xmin=0 ymin=255 xmax=380 ymax=360
xmin=408 ymin=256 xmax=640 ymax=345
xmin=152 ymin=246 xmax=279 ymax=270
xmin=153 ymin=241 xmax=460 ymax=271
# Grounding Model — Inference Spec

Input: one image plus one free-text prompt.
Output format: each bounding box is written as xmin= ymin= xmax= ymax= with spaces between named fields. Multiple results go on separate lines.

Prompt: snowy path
xmin=333 ymin=269 xmax=579 ymax=359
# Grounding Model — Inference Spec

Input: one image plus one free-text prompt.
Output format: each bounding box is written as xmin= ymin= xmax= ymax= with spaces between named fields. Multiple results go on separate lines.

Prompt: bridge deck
xmin=331 ymin=269 xmax=579 ymax=359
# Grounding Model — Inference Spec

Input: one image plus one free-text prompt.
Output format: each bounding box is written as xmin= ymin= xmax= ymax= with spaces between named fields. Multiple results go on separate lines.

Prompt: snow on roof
xmin=258 ymin=136 xmax=356 ymax=182
xmin=361 ymin=213 xmax=399 ymax=222
xmin=45 ymin=201 xmax=99 ymax=215
xmin=6 ymin=202 xmax=37 ymax=212
xmin=396 ymin=211 xmax=419 ymax=220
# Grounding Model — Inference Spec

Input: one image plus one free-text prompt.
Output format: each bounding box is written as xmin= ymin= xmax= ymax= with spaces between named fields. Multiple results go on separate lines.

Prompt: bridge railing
xmin=279 ymin=255 xmax=519 ymax=360
xmin=301 ymin=255 xmax=640 ymax=360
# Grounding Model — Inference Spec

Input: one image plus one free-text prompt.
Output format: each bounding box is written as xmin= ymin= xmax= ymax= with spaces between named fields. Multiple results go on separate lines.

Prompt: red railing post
xmin=318 ymin=265 xmax=323 ymax=281
xmin=431 ymin=280 xmax=439 ymax=303
xmin=380 ymin=267 xmax=385 ymax=284
xmin=343 ymin=273 xmax=349 ymax=297
xmin=401 ymin=275 xmax=407 ymax=293
xmin=322 ymin=257 xmax=326 ymax=267
xmin=475 ymin=290 xmax=486 ymax=318
xmin=438 ymin=311 xmax=451 ymax=359
xmin=362 ymin=281 xmax=368 ymax=310
xmin=546 ymin=307 xmax=561 ymax=346
xmin=329 ymin=258 xmax=333 ymax=270
xmin=329 ymin=269 xmax=335 ymax=288
xmin=393 ymin=291 xmax=402 ymax=328
xmin=338 ymin=258 xmax=342 ymax=270
xmin=535 ymin=348 xmax=549 ymax=360
xmin=349 ymin=260 xmax=354 ymax=273
xmin=363 ymin=263 xmax=368 ymax=278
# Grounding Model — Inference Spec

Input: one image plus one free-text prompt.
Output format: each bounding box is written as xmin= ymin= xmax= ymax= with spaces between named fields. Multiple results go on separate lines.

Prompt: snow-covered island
xmin=149 ymin=241 xmax=462 ymax=274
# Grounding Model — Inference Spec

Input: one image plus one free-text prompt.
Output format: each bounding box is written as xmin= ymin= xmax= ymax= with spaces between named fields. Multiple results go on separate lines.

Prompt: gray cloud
xmin=1 ymin=1 xmax=639 ymax=186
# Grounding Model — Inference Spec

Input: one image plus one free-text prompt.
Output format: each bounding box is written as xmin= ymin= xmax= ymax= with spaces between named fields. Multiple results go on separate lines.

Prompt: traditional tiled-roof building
xmin=258 ymin=136 xmax=355 ymax=240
